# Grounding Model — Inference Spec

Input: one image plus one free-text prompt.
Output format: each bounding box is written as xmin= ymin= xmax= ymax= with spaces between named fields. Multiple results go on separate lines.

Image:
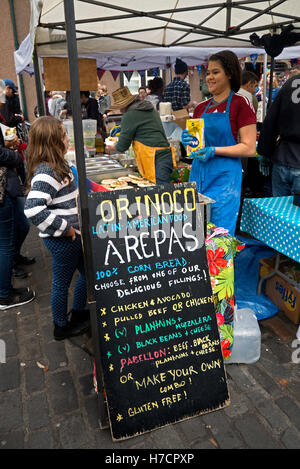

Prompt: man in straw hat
xmin=107 ymin=86 xmax=177 ymax=184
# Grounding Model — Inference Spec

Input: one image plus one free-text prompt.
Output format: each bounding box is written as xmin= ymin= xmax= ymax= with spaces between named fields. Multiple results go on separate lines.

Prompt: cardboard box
xmin=259 ymin=257 xmax=300 ymax=324
xmin=172 ymin=109 xmax=189 ymax=130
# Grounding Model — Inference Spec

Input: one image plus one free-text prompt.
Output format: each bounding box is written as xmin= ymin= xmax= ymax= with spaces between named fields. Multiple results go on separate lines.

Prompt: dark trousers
xmin=0 ymin=196 xmax=30 ymax=297
xmin=43 ymin=234 xmax=87 ymax=327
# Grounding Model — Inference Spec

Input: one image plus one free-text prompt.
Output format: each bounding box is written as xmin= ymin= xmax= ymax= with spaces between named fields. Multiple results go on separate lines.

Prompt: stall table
xmin=240 ymin=196 xmax=300 ymax=293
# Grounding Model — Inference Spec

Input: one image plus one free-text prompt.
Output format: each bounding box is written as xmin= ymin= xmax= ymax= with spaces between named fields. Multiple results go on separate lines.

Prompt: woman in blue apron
xmin=182 ymin=51 xmax=256 ymax=235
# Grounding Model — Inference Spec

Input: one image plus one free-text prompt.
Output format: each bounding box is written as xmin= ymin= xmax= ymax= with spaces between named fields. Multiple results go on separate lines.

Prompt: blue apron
xmin=189 ymin=91 xmax=242 ymax=235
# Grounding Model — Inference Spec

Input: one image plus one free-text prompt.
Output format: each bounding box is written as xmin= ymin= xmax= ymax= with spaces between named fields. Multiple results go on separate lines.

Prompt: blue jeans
xmin=43 ymin=235 xmax=87 ymax=327
xmin=0 ymin=196 xmax=30 ymax=297
xmin=272 ymin=163 xmax=300 ymax=196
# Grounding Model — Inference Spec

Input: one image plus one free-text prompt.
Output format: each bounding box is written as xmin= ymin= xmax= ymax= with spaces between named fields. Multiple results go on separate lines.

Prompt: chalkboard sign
xmin=87 ymin=183 xmax=229 ymax=441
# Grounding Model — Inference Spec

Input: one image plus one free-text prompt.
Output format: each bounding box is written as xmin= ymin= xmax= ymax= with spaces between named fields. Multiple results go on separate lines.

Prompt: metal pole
xmin=33 ymin=49 xmax=46 ymax=117
xmin=63 ymin=0 xmax=108 ymax=428
xmin=8 ymin=0 xmax=29 ymax=121
xmin=262 ymin=53 xmax=268 ymax=120
xmin=268 ymin=56 xmax=275 ymax=109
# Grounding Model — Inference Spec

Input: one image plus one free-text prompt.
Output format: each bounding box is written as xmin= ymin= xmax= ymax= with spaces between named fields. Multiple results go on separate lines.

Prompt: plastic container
xmin=63 ymin=120 xmax=75 ymax=150
xmin=226 ymin=308 xmax=261 ymax=364
xmin=82 ymin=119 xmax=97 ymax=150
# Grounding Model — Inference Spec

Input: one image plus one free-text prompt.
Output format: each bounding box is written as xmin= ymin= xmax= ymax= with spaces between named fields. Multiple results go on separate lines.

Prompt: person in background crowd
xmin=289 ymin=65 xmax=300 ymax=78
xmin=257 ymin=67 xmax=300 ymax=196
xmin=48 ymin=91 xmax=66 ymax=120
xmin=256 ymin=70 xmax=281 ymax=105
xmin=145 ymin=77 xmax=164 ymax=110
xmin=163 ymin=58 xmax=191 ymax=111
xmin=0 ymin=80 xmax=35 ymax=310
xmin=1 ymin=78 xmax=24 ymax=127
xmin=106 ymin=86 xmax=176 ymax=184
xmin=96 ymin=84 xmax=111 ymax=118
xmin=24 ymin=116 xmax=90 ymax=340
xmin=80 ymin=91 xmax=102 ymax=131
xmin=138 ymin=86 xmax=147 ymax=101
xmin=181 ymin=50 xmax=256 ymax=236
xmin=238 ymin=70 xmax=258 ymax=113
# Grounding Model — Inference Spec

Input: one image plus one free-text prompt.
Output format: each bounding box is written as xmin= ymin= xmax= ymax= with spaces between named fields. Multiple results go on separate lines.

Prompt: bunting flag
xmin=97 ymin=68 xmax=105 ymax=80
xmin=110 ymin=70 xmax=120 ymax=81
xmin=137 ymin=70 xmax=145 ymax=80
xmin=250 ymin=54 xmax=258 ymax=67
xmin=124 ymin=70 xmax=134 ymax=82
xmin=149 ymin=67 xmax=159 ymax=77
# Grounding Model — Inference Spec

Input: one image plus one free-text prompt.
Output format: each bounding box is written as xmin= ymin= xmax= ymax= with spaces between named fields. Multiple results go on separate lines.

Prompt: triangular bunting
xmin=124 ymin=71 xmax=134 ymax=82
xmin=97 ymin=68 xmax=105 ymax=80
xmin=111 ymin=70 xmax=120 ymax=81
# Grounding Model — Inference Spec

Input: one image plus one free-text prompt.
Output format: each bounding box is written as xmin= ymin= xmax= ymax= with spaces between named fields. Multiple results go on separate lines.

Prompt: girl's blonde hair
xmin=259 ymin=71 xmax=279 ymax=88
xmin=26 ymin=116 xmax=71 ymax=191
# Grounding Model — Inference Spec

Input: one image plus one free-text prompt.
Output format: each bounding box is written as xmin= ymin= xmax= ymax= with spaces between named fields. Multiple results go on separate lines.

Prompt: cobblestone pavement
xmin=0 ymin=226 xmax=299 ymax=450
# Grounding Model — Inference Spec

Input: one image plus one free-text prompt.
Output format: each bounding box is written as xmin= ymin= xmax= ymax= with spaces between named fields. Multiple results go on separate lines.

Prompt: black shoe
xmin=0 ymin=287 xmax=35 ymax=310
xmin=14 ymin=254 xmax=36 ymax=266
xmin=12 ymin=267 xmax=28 ymax=279
xmin=69 ymin=308 xmax=90 ymax=325
xmin=53 ymin=320 xmax=90 ymax=341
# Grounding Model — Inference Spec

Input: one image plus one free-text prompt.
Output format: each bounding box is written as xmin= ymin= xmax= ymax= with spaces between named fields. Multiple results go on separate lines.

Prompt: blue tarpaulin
xmin=234 ymin=236 xmax=279 ymax=321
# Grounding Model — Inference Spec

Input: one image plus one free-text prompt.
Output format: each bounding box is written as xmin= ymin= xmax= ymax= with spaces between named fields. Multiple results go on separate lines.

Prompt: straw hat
xmin=107 ymin=86 xmax=137 ymax=110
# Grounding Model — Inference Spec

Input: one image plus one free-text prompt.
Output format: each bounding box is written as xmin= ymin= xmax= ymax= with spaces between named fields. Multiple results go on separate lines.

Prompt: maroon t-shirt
xmin=193 ymin=93 xmax=256 ymax=143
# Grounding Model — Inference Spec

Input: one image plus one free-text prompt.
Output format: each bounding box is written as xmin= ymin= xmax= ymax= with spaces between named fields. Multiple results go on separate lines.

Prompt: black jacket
xmin=1 ymin=94 xmax=23 ymax=127
xmin=81 ymin=97 xmax=102 ymax=131
xmin=0 ymin=129 xmax=24 ymax=198
xmin=257 ymin=75 xmax=300 ymax=169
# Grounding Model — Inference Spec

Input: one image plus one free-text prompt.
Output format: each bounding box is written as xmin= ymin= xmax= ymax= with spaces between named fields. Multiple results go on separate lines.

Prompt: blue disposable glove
xmin=258 ymin=155 xmax=271 ymax=177
xmin=191 ymin=146 xmax=215 ymax=162
xmin=181 ymin=129 xmax=193 ymax=147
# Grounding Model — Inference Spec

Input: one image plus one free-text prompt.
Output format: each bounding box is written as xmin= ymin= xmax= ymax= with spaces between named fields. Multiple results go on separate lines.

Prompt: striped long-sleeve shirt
xmin=24 ymin=163 xmax=80 ymax=238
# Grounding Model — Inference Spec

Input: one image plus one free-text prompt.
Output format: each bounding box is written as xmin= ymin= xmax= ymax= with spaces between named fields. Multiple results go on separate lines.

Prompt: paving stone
xmin=0 ymin=312 xmax=17 ymax=332
xmin=150 ymin=425 xmax=190 ymax=449
xmin=202 ymin=410 xmax=243 ymax=449
xmin=247 ymin=364 xmax=282 ymax=397
xmin=47 ymin=370 xmax=78 ymax=415
xmin=18 ymin=336 xmax=42 ymax=361
xmin=254 ymin=399 xmax=289 ymax=435
xmin=25 ymin=362 xmax=45 ymax=393
xmin=263 ymin=336 xmax=293 ymax=364
xmin=0 ymin=359 xmax=20 ymax=391
xmin=84 ymin=395 xmax=101 ymax=429
xmin=280 ymin=426 xmax=300 ymax=449
xmin=175 ymin=415 xmax=208 ymax=444
xmin=0 ymin=391 xmax=23 ymax=432
xmin=79 ymin=374 xmax=95 ymax=397
xmin=43 ymin=341 xmax=68 ymax=371
xmin=66 ymin=344 xmax=93 ymax=375
xmin=234 ymin=413 xmax=281 ymax=449
xmin=275 ymin=396 xmax=300 ymax=432
xmin=93 ymin=429 xmax=117 ymax=449
xmin=0 ymin=332 xmax=18 ymax=358
xmin=0 ymin=431 xmax=24 ymax=449
xmin=226 ymin=364 xmax=257 ymax=392
xmin=224 ymin=385 xmax=250 ymax=418
xmin=27 ymin=392 xmax=50 ymax=430
xmin=27 ymin=429 xmax=54 ymax=449
xmin=57 ymin=413 xmax=90 ymax=449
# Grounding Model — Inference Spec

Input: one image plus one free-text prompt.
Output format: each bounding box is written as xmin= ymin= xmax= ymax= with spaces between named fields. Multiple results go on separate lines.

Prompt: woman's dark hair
xmin=209 ymin=50 xmax=241 ymax=92
xmin=148 ymin=77 xmax=164 ymax=93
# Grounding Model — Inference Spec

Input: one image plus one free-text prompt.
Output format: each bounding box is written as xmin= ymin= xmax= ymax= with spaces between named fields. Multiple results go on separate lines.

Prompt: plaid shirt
xmin=163 ymin=77 xmax=190 ymax=111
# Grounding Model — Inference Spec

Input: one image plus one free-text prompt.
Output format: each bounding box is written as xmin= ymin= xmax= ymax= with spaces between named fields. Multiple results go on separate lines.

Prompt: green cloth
xmin=116 ymin=99 xmax=171 ymax=160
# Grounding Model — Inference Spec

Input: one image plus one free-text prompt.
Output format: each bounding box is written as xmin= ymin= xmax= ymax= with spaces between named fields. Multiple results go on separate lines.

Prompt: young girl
xmin=24 ymin=116 xmax=89 ymax=340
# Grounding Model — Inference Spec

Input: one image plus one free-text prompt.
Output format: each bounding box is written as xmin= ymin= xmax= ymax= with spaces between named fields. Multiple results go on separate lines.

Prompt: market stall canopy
xmin=15 ymin=0 xmax=300 ymax=73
